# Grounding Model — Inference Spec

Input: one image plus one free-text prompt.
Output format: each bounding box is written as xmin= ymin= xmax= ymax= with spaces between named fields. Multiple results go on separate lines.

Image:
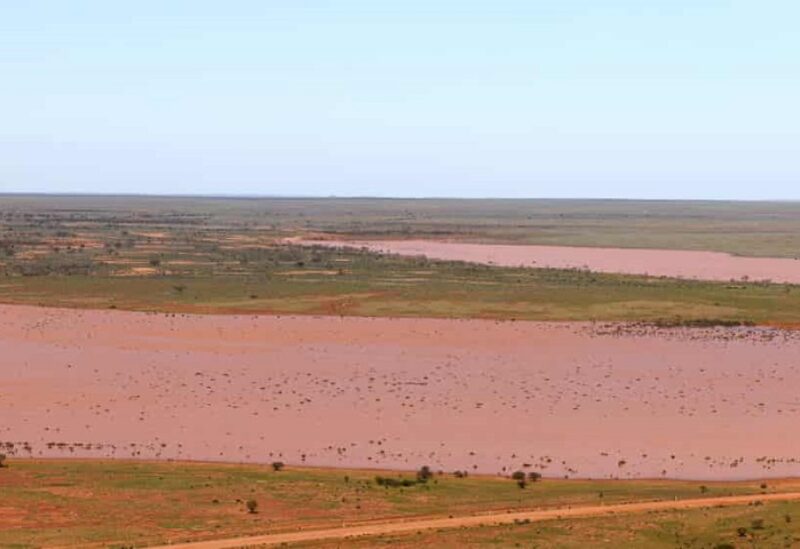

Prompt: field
xmin=2 ymin=196 xmax=800 ymax=325
xmin=302 ymin=497 xmax=800 ymax=548
xmin=5 ymin=195 xmax=800 ymax=256
xmin=1 ymin=459 xmax=799 ymax=548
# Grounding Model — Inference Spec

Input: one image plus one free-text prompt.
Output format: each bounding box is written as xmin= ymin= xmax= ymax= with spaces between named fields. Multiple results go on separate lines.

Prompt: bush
xmin=527 ymin=472 xmax=542 ymax=482
xmin=416 ymin=465 xmax=433 ymax=483
xmin=246 ymin=499 xmax=258 ymax=514
xmin=736 ymin=526 xmax=748 ymax=537
xmin=271 ymin=461 xmax=284 ymax=472
xmin=511 ymin=471 xmax=526 ymax=482
xmin=375 ymin=476 xmax=417 ymax=488
xmin=0 ymin=453 xmax=6 ymax=468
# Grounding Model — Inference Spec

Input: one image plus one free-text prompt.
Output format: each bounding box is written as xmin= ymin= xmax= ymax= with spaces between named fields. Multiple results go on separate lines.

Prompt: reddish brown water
xmin=305 ymin=239 xmax=800 ymax=283
xmin=3 ymin=305 xmax=800 ymax=479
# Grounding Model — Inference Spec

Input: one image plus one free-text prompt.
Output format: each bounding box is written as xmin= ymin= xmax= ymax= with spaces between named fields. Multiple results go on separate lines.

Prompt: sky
xmin=1 ymin=1 xmax=799 ymax=199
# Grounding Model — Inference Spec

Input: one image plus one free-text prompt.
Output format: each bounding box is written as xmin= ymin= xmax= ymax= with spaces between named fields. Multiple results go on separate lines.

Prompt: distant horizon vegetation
xmin=2 ymin=192 xmax=799 ymax=203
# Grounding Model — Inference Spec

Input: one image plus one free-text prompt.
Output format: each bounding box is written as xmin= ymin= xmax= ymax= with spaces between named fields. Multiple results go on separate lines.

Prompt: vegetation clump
xmin=511 ymin=471 xmax=527 ymax=489
xmin=376 ymin=466 xmax=434 ymax=488
xmin=375 ymin=475 xmax=417 ymax=488
xmin=651 ymin=318 xmax=755 ymax=328
xmin=416 ymin=465 xmax=433 ymax=483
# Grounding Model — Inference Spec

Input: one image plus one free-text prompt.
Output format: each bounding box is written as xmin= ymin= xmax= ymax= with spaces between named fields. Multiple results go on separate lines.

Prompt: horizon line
xmin=1 ymin=191 xmax=799 ymax=204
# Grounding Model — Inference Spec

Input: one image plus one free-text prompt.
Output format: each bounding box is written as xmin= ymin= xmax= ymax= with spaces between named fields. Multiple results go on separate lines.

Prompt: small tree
xmin=511 ymin=471 xmax=526 ymax=482
xmin=527 ymin=472 xmax=542 ymax=482
xmin=0 ymin=453 xmax=6 ymax=468
xmin=417 ymin=465 xmax=433 ymax=483
xmin=246 ymin=499 xmax=258 ymax=514
xmin=271 ymin=461 xmax=284 ymax=472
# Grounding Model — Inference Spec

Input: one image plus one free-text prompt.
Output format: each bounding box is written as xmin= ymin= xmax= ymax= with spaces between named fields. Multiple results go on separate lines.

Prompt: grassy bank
xmin=2 ymin=248 xmax=800 ymax=325
xmin=0 ymin=459 xmax=795 ymax=547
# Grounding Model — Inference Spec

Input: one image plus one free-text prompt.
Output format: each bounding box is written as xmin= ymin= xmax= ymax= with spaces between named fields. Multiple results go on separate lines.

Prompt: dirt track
xmin=146 ymin=491 xmax=800 ymax=548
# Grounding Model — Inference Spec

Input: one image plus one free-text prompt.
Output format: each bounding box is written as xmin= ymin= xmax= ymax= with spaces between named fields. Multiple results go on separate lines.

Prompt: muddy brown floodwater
xmin=2 ymin=304 xmax=800 ymax=480
xmin=303 ymin=239 xmax=800 ymax=284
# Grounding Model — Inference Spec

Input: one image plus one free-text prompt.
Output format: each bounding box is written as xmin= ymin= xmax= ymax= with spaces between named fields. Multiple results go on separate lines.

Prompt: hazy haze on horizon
xmin=1 ymin=1 xmax=798 ymax=200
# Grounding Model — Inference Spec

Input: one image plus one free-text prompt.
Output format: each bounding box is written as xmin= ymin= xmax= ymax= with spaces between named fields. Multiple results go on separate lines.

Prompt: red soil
xmin=305 ymin=239 xmax=800 ymax=283
xmin=2 ymin=305 xmax=800 ymax=480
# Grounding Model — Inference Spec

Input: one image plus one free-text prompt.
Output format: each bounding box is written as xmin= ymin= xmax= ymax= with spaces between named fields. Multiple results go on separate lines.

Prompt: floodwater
xmin=305 ymin=239 xmax=800 ymax=283
xmin=3 ymin=305 xmax=800 ymax=479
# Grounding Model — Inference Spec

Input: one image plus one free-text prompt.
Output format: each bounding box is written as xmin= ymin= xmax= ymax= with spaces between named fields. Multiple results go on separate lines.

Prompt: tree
xmin=271 ymin=461 xmax=284 ymax=472
xmin=511 ymin=471 xmax=526 ymax=482
xmin=416 ymin=465 xmax=433 ymax=483
xmin=246 ymin=499 xmax=258 ymax=514
xmin=0 ymin=453 xmax=6 ymax=468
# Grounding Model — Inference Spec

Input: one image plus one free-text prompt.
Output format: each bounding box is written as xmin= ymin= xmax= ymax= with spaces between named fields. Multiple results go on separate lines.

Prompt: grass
xmin=302 ymin=500 xmax=800 ymax=548
xmin=0 ymin=459 xmax=796 ymax=548
xmin=2 ymin=252 xmax=800 ymax=325
xmin=3 ymin=195 xmax=800 ymax=325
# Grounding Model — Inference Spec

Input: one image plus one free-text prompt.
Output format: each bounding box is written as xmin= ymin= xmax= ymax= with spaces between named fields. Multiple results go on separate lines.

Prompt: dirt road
xmin=147 ymin=491 xmax=800 ymax=548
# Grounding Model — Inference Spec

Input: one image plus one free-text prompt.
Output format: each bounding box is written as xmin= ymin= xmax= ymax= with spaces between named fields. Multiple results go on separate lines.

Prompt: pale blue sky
xmin=1 ymin=1 xmax=799 ymax=199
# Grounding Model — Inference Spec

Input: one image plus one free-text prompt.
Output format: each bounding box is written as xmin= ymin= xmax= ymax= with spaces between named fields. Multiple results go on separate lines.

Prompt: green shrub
xmin=416 ymin=465 xmax=433 ymax=483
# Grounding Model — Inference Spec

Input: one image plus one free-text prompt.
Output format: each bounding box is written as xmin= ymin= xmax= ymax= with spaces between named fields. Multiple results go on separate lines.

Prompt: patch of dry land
xmin=306 ymin=239 xmax=800 ymax=283
xmin=3 ymin=304 xmax=800 ymax=480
